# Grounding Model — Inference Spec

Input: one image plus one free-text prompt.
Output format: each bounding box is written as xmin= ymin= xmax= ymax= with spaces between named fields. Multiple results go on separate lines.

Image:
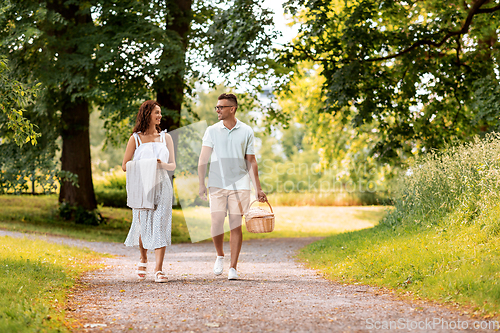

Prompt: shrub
xmin=58 ymin=202 xmax=104 ymax=226
xmin=103 ymin=174 xmax=126 ymax=190
xmin=95 ymin=188 xmax=127 ymax=208
xmin=382 ymin=133 xmax=500 ymax=233
xmin=267 ymin=191 xmax=392 ymax=206
xmin=94 ymin=173 xmax=127 ymax=208
xmin=300 ymin=134 xmax=500 ymax=315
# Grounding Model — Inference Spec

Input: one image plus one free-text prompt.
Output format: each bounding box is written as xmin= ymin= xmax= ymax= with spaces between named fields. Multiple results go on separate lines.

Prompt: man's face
xmin=215 ymin=99 xmax=236 ymax=120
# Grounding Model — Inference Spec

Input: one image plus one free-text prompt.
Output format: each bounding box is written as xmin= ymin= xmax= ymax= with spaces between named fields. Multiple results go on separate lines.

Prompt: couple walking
xmin=122 ymin=93 xmax=267 ymax=282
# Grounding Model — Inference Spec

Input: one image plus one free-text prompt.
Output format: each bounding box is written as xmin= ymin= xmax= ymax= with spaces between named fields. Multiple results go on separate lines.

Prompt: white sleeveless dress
xmin=124 ymin=131 xmax=173 ymax=249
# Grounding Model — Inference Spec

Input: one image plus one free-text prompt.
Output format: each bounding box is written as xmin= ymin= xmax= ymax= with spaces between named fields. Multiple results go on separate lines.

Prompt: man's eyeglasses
xmin=214 ymin=105 xmax=235 ymax=111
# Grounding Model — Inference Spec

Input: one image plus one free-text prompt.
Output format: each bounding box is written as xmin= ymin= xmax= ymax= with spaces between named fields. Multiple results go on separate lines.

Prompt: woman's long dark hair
xmin=132 ymin=100 xmax=161 ymax=134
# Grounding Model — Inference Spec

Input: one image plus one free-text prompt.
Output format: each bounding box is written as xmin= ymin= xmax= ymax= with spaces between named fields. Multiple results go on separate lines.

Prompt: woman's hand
xmin=157 ymin=159 xmax=175 ymax=171
xmin=157 ymin=159 xmax=166 ymax=169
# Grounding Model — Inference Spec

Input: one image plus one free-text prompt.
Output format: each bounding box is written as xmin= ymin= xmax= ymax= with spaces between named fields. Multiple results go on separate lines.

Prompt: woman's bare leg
xmin=154 ymin=246 xmax=168 ymax=281
xmin=138 ymin=236 xmax=148 ymax=278
xmin=155 ymin=246 xmax=166 ymax=272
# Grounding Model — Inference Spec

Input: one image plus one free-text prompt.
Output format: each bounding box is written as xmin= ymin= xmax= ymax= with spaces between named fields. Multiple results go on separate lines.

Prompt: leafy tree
xmin=278 ymin=0 xmax=500 ymax=162
xmin=0 ymin=0 xmax=101 ymax=209
xmin=276 ymin=62 xmax=397 ymax=193
xmin=281 ymin=123 xmax=305 ymax=159
xmin=0 ymin=60 xmax=62 ymax=195
xmin=89 ymin=109 xmax=124 ymax=173
xmin=0 ymin=128 xmax=61 ymax=194
xmin=97 ymin=0 xmax=278 ymax=144
xmin=182 ymin=85 xmax=228 ymax=126
xmin=1 ymin=0 xmax=276 ymax=210
xmin=0 ymin=57 xmax=39 ymax=146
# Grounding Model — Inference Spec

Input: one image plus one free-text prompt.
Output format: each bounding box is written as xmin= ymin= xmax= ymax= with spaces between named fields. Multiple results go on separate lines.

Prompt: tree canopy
xmin=0 ymin=0 xmax=277 ymax=208
xmin=277 ymin=0 xmax=500 ymax=161
xmin=0 ymin=58 xmax=39 ymax=146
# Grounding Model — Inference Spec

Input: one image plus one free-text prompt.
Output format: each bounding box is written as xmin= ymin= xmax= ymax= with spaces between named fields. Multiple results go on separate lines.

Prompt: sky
xmin=262 ymin=0 xmax=299 ymax=46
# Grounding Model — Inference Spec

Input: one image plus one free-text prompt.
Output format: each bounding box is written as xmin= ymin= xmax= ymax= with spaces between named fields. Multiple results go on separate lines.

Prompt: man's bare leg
xmin=211 ymin=212 xmax=226 ymax=256
xmin=228 ymin=214 xmax=243 ymax=269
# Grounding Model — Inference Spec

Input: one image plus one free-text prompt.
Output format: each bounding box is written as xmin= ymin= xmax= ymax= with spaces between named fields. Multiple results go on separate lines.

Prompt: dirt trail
xmin=1 ymin=230 xmax=497 ymax=332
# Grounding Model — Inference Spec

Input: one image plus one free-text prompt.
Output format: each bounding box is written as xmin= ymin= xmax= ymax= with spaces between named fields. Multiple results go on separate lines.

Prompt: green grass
xmin=267 ymin=191 xmax=392 ymax=206
xmin=300 ymin=134 xmax=500 ymax=316
xmin=179 ymin=205 xmax=386 ymax=242
xmin=300 ymin=223 xmax=500 ymax=316
xmin=0 ymin=195 xmax=191 ymax=244
xmin=0 ymin=195 xmax=386 ymax=243
xmin=0 ymin=236 xmax=103 ymax=332
xmin=94 ymin=171 xmax=392 ymax=208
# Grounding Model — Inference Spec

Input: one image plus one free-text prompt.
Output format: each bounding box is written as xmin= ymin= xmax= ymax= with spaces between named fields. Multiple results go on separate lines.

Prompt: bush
xmin=94 ymin=173 xmax=127 ymax=208
xmin=267 ymin=191 xmax=392 ymax=206
xmin=95 ymin=188 xmax=127 ymax=208
xmin=58 ymin=202 xmax=104 ymax=226
xmin=382 ymin=133 xmax=500 ymax=233
xmin=300 ymin=134 xmax=500 ymax=315
xmin=174 ymin=174 xmax=208 ymax=208
xmin=103 ymin=174 xmax=126 ymax=190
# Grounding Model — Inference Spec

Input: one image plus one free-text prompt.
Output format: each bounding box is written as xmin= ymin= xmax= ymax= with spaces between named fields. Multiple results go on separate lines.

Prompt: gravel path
xmin=1 ymin=229 xmax=497 ymax=332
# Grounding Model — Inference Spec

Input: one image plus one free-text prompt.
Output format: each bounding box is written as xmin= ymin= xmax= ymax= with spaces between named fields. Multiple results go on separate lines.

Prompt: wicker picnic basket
xmin=244 ymin=200 xmax=275 ymax=233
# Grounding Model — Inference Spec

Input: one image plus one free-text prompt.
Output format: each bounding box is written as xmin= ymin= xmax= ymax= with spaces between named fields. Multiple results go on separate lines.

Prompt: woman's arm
xmin=158 ymin=133 xmax=176 ymax=171
xmin=122 ymin=136 xmax=137 ymax=172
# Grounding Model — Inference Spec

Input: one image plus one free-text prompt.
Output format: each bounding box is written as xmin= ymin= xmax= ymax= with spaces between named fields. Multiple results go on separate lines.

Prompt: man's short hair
xmin=218 ymin=93 xmax=238 ymax=111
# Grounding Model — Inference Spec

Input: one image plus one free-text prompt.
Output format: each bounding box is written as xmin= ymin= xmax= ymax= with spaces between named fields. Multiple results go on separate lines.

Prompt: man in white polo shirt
xmin=198 ymin=93 xmax=267 ymax=280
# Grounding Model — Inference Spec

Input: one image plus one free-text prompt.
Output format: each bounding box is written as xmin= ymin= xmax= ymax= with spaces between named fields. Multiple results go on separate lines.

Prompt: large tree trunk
xmin=45 ymin=0 xmax=97 ymax=210
xmin=155 ymin=0 xmax=192 ymax=207
xmin=58 ymin=97 xmax=97 ymax=210
xmin=156 ymin=0 xmax=193 ymax=131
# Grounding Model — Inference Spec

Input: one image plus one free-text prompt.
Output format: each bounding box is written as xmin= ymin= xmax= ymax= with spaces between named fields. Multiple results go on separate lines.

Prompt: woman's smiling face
xmin=150 ymin=105 xmax=162 ymax=126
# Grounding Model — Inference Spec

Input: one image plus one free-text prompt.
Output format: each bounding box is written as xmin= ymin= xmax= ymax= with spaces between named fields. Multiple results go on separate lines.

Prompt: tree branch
xmin=477 ymin=3 xmax=500 ymax=13
xmin=364 ymin=0 xmax=498 ymax=63
xmin=290 ymin=43 xmax=326 ymax=62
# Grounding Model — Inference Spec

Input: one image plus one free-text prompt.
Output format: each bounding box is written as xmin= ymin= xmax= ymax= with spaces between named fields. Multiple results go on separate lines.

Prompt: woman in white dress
xmin=122 ymin=100 xmax=176 ymax=283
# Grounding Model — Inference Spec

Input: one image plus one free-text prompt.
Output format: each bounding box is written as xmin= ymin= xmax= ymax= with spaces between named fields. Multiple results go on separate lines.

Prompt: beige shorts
xmin=209 ymin=187 xmax=251 ymax=216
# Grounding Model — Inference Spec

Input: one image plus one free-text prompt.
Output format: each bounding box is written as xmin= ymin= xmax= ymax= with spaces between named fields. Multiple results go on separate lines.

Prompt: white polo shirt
xmin=202 ymin=119 xmax=255 ymax=190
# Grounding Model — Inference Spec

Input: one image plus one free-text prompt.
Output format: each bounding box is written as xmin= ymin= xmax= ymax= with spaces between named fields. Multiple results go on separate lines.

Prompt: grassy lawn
xmin=299 ymin=223 xmax=500 ymax=316
xmin=0 ymin=195 xmax=387 ymax=243
xmin=299 ymin=136 xmax=500 ymax=317
xmin=179 ymin=205 xmax=387 ymax=242
xmin=0 ymin=236 xmax=103 ymax=332
xmin=0 ymin=195 xmax=191 ymax=244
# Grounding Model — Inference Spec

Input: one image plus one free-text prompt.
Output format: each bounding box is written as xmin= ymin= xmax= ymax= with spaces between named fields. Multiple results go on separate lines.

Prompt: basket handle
xmin=249 ymin=199 xmax=273 ymax=213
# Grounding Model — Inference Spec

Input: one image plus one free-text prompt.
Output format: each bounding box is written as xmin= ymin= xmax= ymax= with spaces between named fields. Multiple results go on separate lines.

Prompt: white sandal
xmin=136 ymin=262 xmax=147 ymax=280
xmin=154 ymin=271 xmax=168 ymax=283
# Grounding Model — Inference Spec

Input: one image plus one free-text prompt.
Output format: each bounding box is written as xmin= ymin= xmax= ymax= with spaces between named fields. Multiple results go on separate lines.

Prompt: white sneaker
xmin=213 ymin=256 xmax=224 ymax=275
xmin=228 ymin=267 xmax=238 ymax=280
